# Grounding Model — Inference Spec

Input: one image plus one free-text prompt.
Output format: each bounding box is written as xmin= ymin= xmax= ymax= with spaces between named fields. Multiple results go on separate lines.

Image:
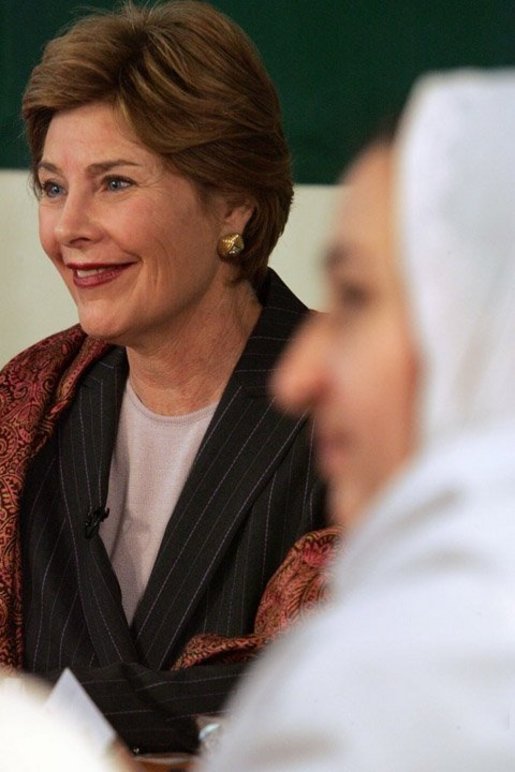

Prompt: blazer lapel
xmin=133 ymin=270 xmax=310 ymax=669
xmin=57 ymin=346 xmax=138 ymax=665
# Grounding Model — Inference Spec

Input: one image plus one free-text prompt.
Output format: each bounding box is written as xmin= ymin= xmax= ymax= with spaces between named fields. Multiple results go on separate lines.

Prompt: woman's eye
xmin=338 ymin=282 xmax=370 ymax=309
xmin=40 ymin=180 xmax=64 ymax=199
xmin=104 ymin=176 xmax=132 ymax=191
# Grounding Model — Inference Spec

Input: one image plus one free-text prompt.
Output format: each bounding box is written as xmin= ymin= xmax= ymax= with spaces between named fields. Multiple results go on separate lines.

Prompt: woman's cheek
xmin=38 ymin=214 xmax=57 ymax=260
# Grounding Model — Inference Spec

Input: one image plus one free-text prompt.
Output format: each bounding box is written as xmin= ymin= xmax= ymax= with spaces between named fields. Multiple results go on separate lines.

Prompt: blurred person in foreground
xmin=199 ymin=69 xmax=515 ymax=771
xmin=0 ymin=670 xmax=130 ymax=771
xmin=0 ymin=0 xmax=329 ymax=754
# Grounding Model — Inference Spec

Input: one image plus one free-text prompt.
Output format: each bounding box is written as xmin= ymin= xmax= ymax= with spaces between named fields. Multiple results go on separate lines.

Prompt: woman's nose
xmin=272 ymin=312 xmax=330 ymax=415
xmin=54 ymin=191 xmax=100 ymax=246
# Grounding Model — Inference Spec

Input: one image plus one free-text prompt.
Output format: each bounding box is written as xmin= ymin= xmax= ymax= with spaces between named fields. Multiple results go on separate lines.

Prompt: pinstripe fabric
xmin=20 ymin=270 xmax=326 ymax=752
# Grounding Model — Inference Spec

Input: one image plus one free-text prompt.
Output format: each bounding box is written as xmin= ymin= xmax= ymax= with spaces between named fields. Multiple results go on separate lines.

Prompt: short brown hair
xmin=22 ymin=1 xmax=293 ymax=286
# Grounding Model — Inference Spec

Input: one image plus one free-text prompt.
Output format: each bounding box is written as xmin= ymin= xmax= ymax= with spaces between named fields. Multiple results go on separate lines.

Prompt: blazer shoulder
xmin=260 ymin=268 xmax=308 ymax=318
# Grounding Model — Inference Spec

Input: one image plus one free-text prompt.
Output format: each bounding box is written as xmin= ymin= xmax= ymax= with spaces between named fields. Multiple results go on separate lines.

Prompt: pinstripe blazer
xmin=20 ymin=269 xmax=326 ymax=753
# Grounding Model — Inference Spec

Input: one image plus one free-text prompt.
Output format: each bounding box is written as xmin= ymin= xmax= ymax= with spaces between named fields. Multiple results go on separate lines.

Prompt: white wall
xmin=0 ymin=170 xmax=336 ymax=366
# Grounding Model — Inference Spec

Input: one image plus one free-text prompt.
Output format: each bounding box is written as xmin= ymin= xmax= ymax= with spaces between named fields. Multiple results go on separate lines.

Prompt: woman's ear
xmin=222 ymin=197 xmax=255 ymax=235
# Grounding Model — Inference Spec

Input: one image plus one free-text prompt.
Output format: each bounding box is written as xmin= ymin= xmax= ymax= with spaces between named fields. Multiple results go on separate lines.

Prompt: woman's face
xmin=273 ymin=144 xmax=417 ymax=528
xmin=38 ymin=101 xmax=252 ymax=350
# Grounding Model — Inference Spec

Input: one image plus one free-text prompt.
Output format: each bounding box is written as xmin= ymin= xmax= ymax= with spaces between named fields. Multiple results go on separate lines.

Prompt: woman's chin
xmin=76 ymin=315 xmax=126 ymax=345
xmin=329 ymin=483 xmax=369 ymax=530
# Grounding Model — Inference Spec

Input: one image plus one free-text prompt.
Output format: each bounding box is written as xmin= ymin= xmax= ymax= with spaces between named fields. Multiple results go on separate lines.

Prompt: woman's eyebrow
xmin=86 ymin=159 xmax=141 ymax=174
xmin=35 ymin=158 xmax=141 ymax=175
xmin=36 ymin=161 xmax=59 ymax=174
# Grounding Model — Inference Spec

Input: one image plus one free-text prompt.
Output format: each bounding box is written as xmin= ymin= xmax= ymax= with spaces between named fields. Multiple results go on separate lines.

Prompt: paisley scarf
xmin=0 ymin=326 xmax=109 ymax=667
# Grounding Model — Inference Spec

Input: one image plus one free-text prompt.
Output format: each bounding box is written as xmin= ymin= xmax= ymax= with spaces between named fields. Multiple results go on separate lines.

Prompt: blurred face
xmin=273 ymin=144 xmax=417 ymax=528
xmin=37 ymin=101 xmax=252 ymax=350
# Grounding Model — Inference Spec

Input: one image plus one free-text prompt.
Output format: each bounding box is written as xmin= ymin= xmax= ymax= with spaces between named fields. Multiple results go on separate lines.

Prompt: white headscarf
xmin=398 ymin=70 xmax=515 ymax=446
xmin=198 ymin=71 xmax=515 ymax=772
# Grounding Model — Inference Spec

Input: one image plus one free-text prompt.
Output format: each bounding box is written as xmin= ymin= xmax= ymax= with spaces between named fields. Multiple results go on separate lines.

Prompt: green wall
xmin=2 ymin=1 xmax=514 ymax=183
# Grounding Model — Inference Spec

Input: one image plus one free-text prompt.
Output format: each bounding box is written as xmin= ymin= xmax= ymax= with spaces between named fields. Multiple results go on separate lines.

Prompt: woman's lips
xmin=69 ymin=263 xmax=134 ymax=288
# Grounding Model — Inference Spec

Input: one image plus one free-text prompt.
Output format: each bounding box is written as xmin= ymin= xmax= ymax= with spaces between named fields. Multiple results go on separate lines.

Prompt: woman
xmin=199 ymin=70 xmax=515 ymax=770
xmin=0 ymin=1 xmax=327 ymax=754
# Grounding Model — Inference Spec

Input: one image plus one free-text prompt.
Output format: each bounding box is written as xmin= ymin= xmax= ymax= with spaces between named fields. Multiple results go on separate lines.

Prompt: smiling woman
xmin=37 ymin=101 xmax=258 ymax=406
xmin=0 ymin=0 xmax=328 ymax=755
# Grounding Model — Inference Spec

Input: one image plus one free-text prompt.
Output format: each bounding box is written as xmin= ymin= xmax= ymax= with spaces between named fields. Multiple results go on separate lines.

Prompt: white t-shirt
xmin=101 ymin=381 xmax=217 ymax=623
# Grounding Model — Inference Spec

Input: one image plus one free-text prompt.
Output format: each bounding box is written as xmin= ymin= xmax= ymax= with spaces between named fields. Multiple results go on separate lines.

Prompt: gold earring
xmin=217 ymin=233 xmax=244 ymax=259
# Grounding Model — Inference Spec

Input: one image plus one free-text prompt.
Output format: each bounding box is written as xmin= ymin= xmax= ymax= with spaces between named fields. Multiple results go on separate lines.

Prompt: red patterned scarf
xmin=0 ymin=326 xmax=109 ymax=668
xmin=173 ymin=526 xmax=339 ymax=669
